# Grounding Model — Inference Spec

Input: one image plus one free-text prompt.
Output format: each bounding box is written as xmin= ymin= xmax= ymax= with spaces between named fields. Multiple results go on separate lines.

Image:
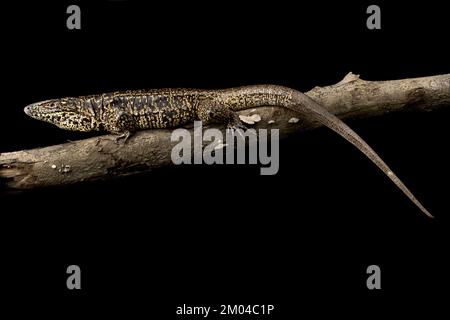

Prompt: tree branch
xmin=1 ymin=72 xmax=449 ymax=190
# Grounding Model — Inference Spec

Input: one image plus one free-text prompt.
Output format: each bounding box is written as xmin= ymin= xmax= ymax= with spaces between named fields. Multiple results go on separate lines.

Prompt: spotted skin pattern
xmin=24 ymin=85 xmax=432 ymax=218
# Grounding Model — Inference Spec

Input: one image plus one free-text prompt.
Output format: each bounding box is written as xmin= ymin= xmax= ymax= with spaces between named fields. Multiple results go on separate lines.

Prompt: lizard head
xmin=24 ymin=98 xmax=97 ymax=132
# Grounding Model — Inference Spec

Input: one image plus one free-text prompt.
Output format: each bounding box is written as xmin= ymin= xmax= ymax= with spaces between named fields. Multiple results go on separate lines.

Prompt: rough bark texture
xmin=1 ymin=73 xmax=449 ymax=190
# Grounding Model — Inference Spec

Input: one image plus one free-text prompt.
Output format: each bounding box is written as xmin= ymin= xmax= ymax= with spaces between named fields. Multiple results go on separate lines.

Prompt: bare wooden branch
xmin=1 ymin=73 xmax=449 ymax=190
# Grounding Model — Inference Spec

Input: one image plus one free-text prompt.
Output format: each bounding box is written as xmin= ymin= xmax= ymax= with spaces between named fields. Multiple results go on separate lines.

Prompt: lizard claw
xmin=227 ymin=122 xmax=248 ymax=132
xmin=227 ymin=118 xmax=248 ymax=132
xmin=227 ymin=124 xmax=244 ymax=140
xmin=226 ymin=118 xmax=261 ymax=141
xmin=114 ymin=131 xmax=131 ymax=144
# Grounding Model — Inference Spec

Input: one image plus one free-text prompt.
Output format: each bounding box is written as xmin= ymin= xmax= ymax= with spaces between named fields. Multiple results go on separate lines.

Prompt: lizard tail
xmin=290 ymin=90 xmax=433 ymax=218
xmin=221 ymin=85 xmax=433 ymax=218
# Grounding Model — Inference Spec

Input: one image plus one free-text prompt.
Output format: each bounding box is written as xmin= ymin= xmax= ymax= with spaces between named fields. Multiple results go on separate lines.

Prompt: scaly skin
xmin=24 ymin=85 xmax=433 ymax=218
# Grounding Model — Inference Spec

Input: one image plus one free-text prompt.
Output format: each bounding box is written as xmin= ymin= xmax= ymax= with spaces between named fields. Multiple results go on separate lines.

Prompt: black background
xmin=1 ymin=1 xmax=449 ymax=318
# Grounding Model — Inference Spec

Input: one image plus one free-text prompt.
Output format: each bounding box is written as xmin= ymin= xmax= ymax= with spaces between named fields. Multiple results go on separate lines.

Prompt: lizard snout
xmin=24 ymin=100 xmax=54 ymax=118
xmin=24 ymin=105 xmax=32 ymax=116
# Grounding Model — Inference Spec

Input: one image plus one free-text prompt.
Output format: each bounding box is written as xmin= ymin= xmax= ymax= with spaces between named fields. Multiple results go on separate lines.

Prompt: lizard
xmin=23 ymin=85 xmax=433 ymax=218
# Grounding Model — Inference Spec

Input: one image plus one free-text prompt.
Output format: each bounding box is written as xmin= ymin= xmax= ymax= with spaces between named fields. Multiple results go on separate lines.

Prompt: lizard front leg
xmin=103 ymin=109 xmax=136 ymax=143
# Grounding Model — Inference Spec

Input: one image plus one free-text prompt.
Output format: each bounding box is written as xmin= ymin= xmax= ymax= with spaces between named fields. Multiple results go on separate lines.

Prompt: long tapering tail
xmin=221 ymin=85 xmax=433 ymax=218
xmin=291 ymin=90 xmax=433 ymax=218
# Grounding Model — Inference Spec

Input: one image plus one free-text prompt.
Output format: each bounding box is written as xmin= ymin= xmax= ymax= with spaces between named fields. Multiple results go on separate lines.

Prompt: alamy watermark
xmin=171 ymin=121 xmax=279 ymax=175
xmin=66 ymin=5 xmax=81 ymax=30
xmin=366 ymin=5 xmax=381 ymax=30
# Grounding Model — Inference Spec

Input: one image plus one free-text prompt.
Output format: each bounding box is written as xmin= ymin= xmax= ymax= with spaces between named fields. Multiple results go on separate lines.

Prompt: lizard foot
xmin=227 ymin=116 xmax=248 ymax=131
xmin=227 ymin=117 xmax=260 ymax=139
xmin=227 ymin=122 xmax=246 ymax=140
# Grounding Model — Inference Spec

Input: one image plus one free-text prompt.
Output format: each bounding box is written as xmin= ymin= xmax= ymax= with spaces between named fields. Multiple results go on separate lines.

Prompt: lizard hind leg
xmin=196 ymin=98 xmax=248 ymax=131
xmin=114 ymin=131 xmax=131 ymax=144
xmin=226 ymin=112 xmax=248 ymax=132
